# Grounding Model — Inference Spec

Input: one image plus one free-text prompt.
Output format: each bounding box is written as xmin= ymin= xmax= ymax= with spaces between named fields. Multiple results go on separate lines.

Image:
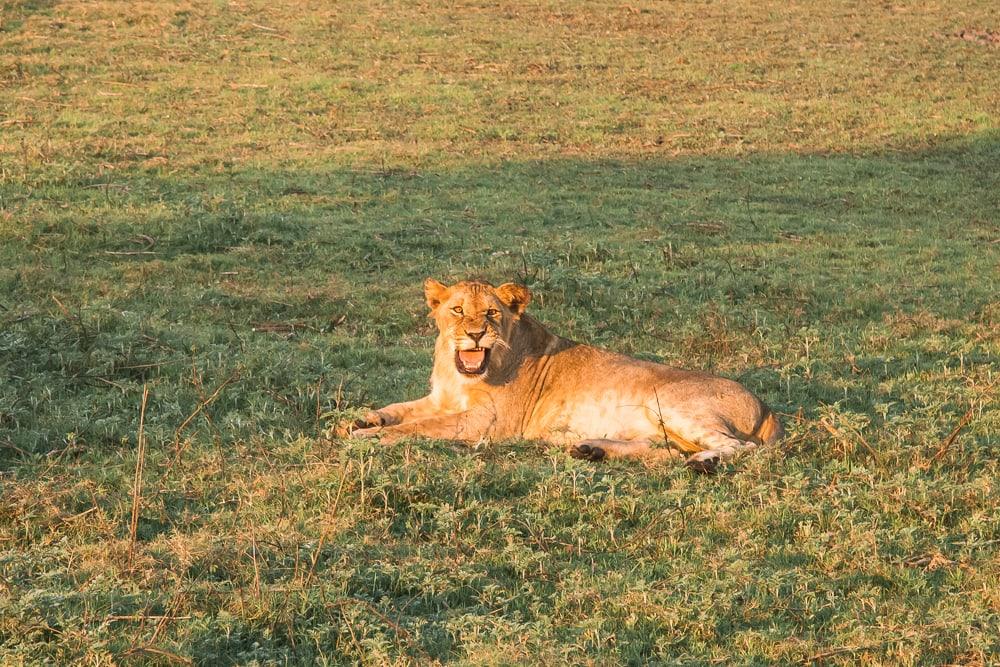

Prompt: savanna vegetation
xmin=1 ymin=0 xmax=998 ymax=664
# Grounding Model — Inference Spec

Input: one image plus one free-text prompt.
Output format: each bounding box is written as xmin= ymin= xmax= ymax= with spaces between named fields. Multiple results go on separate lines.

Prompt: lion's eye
xmin=451 ymin=306 xmax=463 ymax=315
xmin=486 ymin=308 xmax=500 ymax=318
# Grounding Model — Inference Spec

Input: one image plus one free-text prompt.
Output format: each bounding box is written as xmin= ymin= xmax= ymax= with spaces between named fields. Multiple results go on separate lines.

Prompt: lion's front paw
xmin=334 ymin=411 xmax=385 ymax=438
xmin=571 ymin=443 xmax=606 ymax=462
xmin=685 ymin=450 xmax=721 ymax=474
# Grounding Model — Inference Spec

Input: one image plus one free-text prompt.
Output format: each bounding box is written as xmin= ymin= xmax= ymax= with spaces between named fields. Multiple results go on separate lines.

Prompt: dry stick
xmin=819 ymin=417 xmax=878 ymax=458
xmin=249 ymin=531 xmax=262 ymax=599
xmin=188 ymin=363 xmax=227 ymax=471
xmin=1 ymin=439 xmax=31 ymax=458
xmin=128 ymin=385 xmax=150 ymax=570
xmin=652 ymin=388 xmax=671 ymax=449
xmin=148 ymin=588 xmax=188 ymax=646
xmin=334 ymin=376 xmax=345 ymax=409
xmin=148 ymin=606 xmax=176 ymax=645
xmin=928 ymin=406 xmax=976 ymax=466
xmin=122 ymin=646 xmax=193 ymax=666
xmin=339 ymin=597 xmax=413 ymax=639
xmin=50 ymin=293 xmax=73 ymax=319
xmin=51 ymin=294 xmax=92 ymax=349
xmin=171 ymin=370 xmax=240 ymax=461
xmin=334 ymin=597 xmax=434 ymax=663
xmin=652 ymin=387 xmax=700 ymax=457
xmin=803 ymin=643 xmax=878 ymax=663
xmin=304 ymin=461 xmax=350 ymax=587
xmin=107 ymin=615 xmax=193 ymax=623
xmin=58 ymin=506 xmax=98 ymax=525
xmin=314 ymin=375 xmax=324 ymax=422
xmin=38 ymin=434 xmax=84 ymax=478
xmin=801 ymin=629 xmax=925 ymax=665
xmin=652 ymin=388 xmax=683 ymax=459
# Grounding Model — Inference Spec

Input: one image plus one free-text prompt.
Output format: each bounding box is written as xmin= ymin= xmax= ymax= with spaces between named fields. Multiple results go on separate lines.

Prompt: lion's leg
xmin=336 ymin=396 xmax=440 ymax=436
xmin=684 ymin=430 xmax=758 ymax=473
xmin=370 ymin=396 xmax=443 ymax=426
xmin=353 ymin=411 xmax=488 ymax=444
xmin=569 ymin=439 xmax=682 ymax=464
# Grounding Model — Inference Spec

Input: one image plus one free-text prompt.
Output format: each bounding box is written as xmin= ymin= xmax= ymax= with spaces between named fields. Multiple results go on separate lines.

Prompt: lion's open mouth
xmin=455 ymin=347 xmax=490 ymax=375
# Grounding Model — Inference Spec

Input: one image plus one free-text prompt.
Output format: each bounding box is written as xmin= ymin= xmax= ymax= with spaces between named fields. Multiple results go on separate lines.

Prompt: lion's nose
xmin=466 ymin=329 xmax=487 ymax=344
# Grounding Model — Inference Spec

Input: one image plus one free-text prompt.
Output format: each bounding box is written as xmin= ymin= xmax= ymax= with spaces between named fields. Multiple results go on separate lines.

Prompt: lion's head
xmin=424 ymin=278 xmax=531 ymax=378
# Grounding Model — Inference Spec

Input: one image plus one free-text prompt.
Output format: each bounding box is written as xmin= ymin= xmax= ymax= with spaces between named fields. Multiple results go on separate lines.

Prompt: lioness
xmin=343 ymin=278 xmax=782 ymax=472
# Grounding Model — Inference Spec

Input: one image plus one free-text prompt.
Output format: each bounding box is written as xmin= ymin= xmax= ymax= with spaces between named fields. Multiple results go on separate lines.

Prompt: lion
xmin=341 ymin=278 xmax=783 ymax=472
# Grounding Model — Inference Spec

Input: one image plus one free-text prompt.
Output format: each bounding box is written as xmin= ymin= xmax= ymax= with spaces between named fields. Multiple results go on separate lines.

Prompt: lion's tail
xmin=659 ymin=423 xmax=705 ymax=454
xmin=750 ymin=407 xmax=783 ymax=446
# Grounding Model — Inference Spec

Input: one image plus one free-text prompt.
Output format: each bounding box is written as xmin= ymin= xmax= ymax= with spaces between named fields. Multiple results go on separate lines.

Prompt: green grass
xmin=1 ymin=1 xmax=998 ymax=665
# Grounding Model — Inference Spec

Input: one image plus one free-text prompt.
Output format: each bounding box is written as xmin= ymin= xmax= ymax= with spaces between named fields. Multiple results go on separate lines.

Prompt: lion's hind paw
xmin=571 ymin=443 xmax=606 ymax=462
xmin=685 ymin=450 xmax=722 ymax=474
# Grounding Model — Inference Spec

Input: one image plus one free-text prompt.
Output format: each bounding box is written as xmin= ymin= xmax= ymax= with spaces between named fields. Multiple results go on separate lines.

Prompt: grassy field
xmin=1 ymin=0 xmax=998 ymax=664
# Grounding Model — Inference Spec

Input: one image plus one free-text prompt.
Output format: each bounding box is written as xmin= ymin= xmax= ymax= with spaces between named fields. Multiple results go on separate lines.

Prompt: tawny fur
xmin=341 ymin=278 xmax=782 ymax=471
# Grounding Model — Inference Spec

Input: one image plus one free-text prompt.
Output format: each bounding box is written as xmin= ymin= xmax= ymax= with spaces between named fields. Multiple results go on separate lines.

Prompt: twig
xmin=107 ymin=615 xmax=192 ymax=623
xmin=333 ymin=596 xmax=435 ymax=662
xmin=249 ymin=532 xmax=262 ymax=599
xmin=92 ymin=376 xmax=128 ymax=393
xmin=149 ymin=590 xmax=187 ymax=646
xmin=0 ymin=439 xmax=30 ymax=458
xmin=314 ymin=375 xmax=324 ymax=422
xmin=928 ymin=406 xmax=975 ymax=465
xmin=38 ymin=441 xmax=81 ymax=478
xmin=7 ymin=310 xmax=38 ymax=323
xmin=819 ymin=417 xmax=878 ymax=458
xmin=801 ymin=631 xmax=924 ymax=665
xmin=50 ymin=293 xmax=73 ymax=320
xmin=122 ymin=646 xmax=193 ymax=665
xmin=333 ymin=376 xmax=345 ymax=410
xmin=648 ymin=389 xmax=699 ymax=454
xmin=128 ymin=385 xmax=150 ymax=569
xmin=803 ymin=643 xmax=874 ymax=662
xmin=304 ymin=461 xmax=350 ymax=587
xmin=119 ymin=362 xmax=170 ymax=370
xmin=59 ymin=506 xmax=98 ymax=525
xmin=338 ymin=597 xmax=412 ymax=640
xmin=172 ymin=370 xmax=241 ymax=459
xmin=251 ymin=320 xmax=317 ymax=333
xmin=51 ymin=294 xmax=92 ymax=349
xmin=652 ymin=388 xmax=676 ymax=454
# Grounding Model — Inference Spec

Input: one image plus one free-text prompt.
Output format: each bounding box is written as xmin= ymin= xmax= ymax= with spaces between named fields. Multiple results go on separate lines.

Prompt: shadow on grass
xmin=0 ymin=0 xmax=60 ymax=32
xmin=1 ymin=134 xmax=997 ymax=460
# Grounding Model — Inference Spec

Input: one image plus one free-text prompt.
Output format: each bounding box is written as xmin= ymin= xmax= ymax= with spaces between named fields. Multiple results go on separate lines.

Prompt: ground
xmin=0 ymin=0 xmax=998 ymax=665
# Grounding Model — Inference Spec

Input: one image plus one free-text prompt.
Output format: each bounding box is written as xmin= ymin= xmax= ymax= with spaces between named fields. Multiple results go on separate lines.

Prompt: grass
xmin=1 ymin=0 xmax=998 ymax=664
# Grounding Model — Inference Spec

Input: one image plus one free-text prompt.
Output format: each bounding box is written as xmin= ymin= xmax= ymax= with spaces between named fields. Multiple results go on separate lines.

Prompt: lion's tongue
xmin=458 ymin=349 xmax=486 ymax=370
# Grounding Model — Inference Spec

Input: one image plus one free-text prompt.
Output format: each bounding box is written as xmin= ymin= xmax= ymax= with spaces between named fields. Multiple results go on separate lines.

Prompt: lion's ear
xmin=496 ymin=283 xmax=531 ymax=317
xmin=424 ymin=278 xmax=449 ymax=310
